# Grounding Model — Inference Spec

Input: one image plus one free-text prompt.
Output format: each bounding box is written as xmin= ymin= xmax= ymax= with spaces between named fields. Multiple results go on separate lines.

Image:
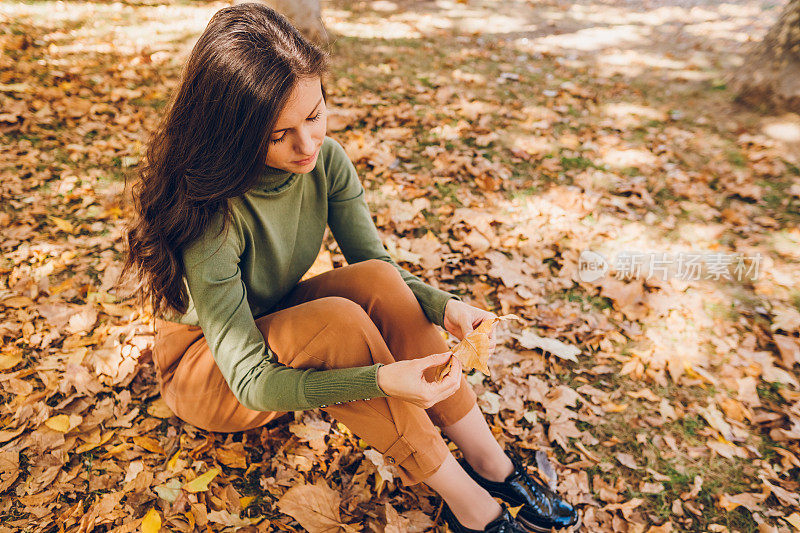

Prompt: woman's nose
xmin=295 ymin=128 xmax=317 ymax=156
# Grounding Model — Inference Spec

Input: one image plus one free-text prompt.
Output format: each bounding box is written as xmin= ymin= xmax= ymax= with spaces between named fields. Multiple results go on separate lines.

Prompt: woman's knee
xmin=263 ymin=296 xmax=379 ymax=368
xmin=359 ymin=259 xmax=404 ymax=285
xmin=360 ymin=258 xmax=398 ymax=275
xmin=355 ymin=259 xmax=415 ymax=306
xmin=257 ymin=296 xmax=371 ymax=334
xmin=319 ymin=295 xmax=373 ymax=327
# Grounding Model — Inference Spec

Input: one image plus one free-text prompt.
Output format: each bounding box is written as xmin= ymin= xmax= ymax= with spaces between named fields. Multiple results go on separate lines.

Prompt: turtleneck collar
xmin=254 ymin=164 xmax=296 ymax=194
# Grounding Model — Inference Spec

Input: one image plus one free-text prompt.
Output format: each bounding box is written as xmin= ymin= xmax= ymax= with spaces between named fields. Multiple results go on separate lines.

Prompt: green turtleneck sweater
xmin=161 ymin=136 xmax=461 ymax=413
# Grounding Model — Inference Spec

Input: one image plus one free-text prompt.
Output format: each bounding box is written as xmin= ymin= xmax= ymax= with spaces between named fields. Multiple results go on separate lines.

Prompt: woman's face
xmin=265 ymin=76 xmax=327 ymax=173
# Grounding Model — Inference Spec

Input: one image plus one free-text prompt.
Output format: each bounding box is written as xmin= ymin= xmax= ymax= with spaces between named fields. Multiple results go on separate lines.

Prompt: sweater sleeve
xmin=324 ymin=138 xmax=462 ymax=327
xmin=181 ymin=210 xmax=388 ymax=412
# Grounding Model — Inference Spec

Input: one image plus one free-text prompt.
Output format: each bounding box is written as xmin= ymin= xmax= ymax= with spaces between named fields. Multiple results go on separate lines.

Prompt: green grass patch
xmin=560 ymin=155 xmax=598 ymax=171
xmin=560 ymin=286 xmax=615 ymax=312
xmin=757 ymin=382 xmax=784 ymax=405
xmin=726 ymin=147 xmax=747 ymax=167
xmin=433 ymin=182 xmax=464 ymax=206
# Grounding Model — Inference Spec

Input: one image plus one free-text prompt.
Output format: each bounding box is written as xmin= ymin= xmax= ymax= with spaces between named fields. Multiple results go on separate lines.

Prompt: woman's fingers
xmin=485 ymin=318 xmax=497 ymax=353
xmin=438 ymin=373 xmax=461 ymax=404
xmin=411 ymin=351 xmax=467 ymax=407
xmin=448 ymin=355 xmax=462 ymax=376
xmin=419 ymin=351 xmax=452 ymax=371
xmin=425 ymin=359 xmax=461 ymax=403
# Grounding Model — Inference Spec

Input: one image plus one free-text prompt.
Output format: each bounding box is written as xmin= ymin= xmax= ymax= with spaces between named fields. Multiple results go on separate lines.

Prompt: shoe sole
xmin=486 ymin=491 xmax=583 ymax=533
xmin=441 ymin=502 xmax=516 ymax=533
xmin=513 ymin=507 xmax=583 ymax=533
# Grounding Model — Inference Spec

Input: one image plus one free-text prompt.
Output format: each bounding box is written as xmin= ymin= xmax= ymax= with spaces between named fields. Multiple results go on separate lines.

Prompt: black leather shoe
xmin=458 ymin=449 xmax=580 ymax=532
xmin=441 ymin=501 xmax=530 ymax=533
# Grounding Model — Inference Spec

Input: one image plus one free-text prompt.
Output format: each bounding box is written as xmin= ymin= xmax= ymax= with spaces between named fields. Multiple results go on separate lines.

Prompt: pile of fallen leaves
xmin=1 ymin=0 xmax=799 ymax=531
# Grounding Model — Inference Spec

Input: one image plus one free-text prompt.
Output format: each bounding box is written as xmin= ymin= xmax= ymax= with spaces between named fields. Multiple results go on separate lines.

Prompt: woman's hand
xmin=443 ymin=299 xmax=497 ymax=351
xmin=376 ymin=352 xmax=463 ymax=409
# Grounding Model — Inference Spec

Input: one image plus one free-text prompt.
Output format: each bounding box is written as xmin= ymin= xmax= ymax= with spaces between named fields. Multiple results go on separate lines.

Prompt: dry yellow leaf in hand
xmin=434 ymin=314 xmax=521 ymax=381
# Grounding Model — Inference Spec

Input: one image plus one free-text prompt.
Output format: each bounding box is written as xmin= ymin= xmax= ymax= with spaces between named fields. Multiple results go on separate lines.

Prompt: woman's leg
xmin=279 ymin=260 xmax=514 ymax=481
xmin=152 ymin=319 xmax=287 ymax=432
xmin=423 ymin=454 xmax=504 ymax=528
xmin=277 ymin=259 xmax=476 ymax=427
xmin=257 ymin=295 xmax=450 ymax=485
xmin=154 ymin=301 xmax=450 ymax=481
xmin=259 ymin=295 xmax=502 ymax=529
xmin=442 ymin=404 xmax=514 ymax=482
xmin=152 ymin=261 xmax=508 ymax=527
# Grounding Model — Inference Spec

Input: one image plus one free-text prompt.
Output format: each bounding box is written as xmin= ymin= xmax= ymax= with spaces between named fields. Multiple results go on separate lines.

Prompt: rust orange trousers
xmin=152 ymin=259 xmax=477 ymax=485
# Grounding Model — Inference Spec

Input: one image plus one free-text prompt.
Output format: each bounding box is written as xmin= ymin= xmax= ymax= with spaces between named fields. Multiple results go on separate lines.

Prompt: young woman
xmin=123 ymin=4 xmax=579 ymax=532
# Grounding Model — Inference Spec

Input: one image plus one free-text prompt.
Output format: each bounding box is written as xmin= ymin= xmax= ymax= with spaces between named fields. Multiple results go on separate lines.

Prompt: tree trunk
xmin=232 ymin=0 xmax=329 ymax=47
xmin=731 ymin=0 xmax=800 ymax=113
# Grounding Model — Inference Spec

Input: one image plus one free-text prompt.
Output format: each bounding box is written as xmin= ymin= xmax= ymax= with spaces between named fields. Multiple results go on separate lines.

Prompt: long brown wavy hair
xmin=122 ymin=2 xmax=329 ymax=317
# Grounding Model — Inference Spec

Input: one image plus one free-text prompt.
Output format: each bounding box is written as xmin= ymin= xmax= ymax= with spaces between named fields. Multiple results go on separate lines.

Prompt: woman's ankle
xmin=447 ymin=496 xmax=503 ymax=530
xmin=422 ymin=454 xmax=504 ymax=529
xmin=466 ymin=451 xmax=515 ymax=483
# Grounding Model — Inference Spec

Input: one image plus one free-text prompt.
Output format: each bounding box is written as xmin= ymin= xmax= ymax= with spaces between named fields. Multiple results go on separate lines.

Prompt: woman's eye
xmin=269 ymin=112 xmax=323 ymax=144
